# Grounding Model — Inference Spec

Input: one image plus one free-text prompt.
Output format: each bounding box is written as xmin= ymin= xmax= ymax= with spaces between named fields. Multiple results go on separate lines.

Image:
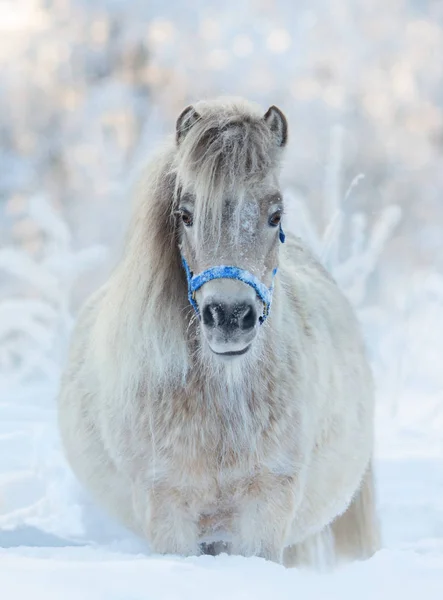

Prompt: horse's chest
xmin=144 ymin=384 xmax=290 ymax=495
xmin=156 ymin=400 xmax=264 ymax=486
xmin=171 ymin=413 xmax=258 ymax=473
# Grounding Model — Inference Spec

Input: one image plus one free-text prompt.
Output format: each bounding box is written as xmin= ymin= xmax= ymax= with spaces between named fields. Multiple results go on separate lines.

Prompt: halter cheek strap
xmin=182 ymin=224 xmax=285 ymax=324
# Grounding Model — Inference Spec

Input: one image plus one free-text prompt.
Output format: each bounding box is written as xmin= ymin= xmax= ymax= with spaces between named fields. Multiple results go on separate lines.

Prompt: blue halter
xmin=182 ymin=225 xmax=285 ymax=324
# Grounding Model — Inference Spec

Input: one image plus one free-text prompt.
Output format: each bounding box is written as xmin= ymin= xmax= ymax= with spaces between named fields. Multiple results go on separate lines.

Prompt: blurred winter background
xmin=0 ymin=0 xmax=442 ymax=552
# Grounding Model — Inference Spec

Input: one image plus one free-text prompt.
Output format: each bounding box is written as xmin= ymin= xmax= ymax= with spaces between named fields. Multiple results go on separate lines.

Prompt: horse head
xmin=173 ymin=98 xmax=288 ymax=358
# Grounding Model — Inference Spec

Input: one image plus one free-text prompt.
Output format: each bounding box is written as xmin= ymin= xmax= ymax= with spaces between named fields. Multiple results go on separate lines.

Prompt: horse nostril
xmin=202 ymin=304 xmax=215 ymax=328
xmin=203 ymin=303 xmax=226 ymax=328
xmin=238 ymin=303 xmax=257 ymax=331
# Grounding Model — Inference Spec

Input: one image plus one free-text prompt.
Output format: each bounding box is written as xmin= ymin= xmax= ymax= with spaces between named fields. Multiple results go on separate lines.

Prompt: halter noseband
xmin=182 ymin=225 xmax=285 ymax=325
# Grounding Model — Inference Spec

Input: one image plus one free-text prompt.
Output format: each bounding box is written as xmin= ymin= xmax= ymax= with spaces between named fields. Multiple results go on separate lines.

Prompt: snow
xmin=1 ymin=548 xmax=443 ymax=600
xmin=1 ymin=1 xmax=443 ymax=597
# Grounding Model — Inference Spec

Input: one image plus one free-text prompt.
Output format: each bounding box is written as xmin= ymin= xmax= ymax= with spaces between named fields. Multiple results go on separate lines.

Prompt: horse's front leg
xmin=231 ymin=474 xmax=299 ymax=563
xmin=134 ymin=482 xmax=200 ymax=556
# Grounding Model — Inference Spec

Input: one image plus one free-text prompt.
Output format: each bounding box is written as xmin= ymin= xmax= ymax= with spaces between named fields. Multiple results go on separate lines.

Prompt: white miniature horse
xmin=58 ymin=97 xmax=380 ymax=567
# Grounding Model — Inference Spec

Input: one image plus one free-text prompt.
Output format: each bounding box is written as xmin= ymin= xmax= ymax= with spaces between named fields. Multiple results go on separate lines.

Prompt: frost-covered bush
xmin=284 ymin=125 xmax=402 ymax=376
xmin=1 ymin=0 xmax=442 ymax=270
xmin=0 ymin=196 xmax=106 ymax=396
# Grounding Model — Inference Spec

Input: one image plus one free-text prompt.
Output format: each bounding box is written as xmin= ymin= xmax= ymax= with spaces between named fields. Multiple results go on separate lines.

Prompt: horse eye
xmin=269 ymin=211 xmax=282 ymax=227
xmin=180 ymin=209 xmax=193 ymax=227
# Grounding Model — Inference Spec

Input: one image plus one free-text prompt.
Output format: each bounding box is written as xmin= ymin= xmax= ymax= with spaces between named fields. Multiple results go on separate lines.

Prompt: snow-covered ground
xmin=2 ymin=546 xmax=443 ymax=600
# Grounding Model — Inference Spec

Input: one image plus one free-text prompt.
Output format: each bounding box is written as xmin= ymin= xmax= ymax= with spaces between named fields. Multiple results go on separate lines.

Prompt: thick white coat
xmin=58 ymin=98 xmax=379 ymax=567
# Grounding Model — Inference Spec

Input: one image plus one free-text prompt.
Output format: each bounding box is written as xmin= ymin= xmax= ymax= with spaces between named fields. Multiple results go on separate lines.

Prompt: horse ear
xmin=176 ymin=105 xmax=200 ymax=145
xmin=264 ymin=105 xmax=288 ymax=147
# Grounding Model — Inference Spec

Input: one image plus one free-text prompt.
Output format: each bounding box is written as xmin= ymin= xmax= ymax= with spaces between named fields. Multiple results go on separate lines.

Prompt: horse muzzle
xmin=181 ymin=259 xmax=277 ymax=357
xmin=199 ymin=279 xmax=260 ymax=356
